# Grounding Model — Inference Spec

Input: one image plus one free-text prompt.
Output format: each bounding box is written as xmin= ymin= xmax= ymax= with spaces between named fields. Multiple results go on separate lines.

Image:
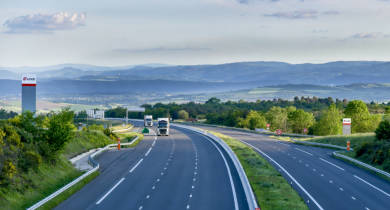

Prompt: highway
xmin=191 ymin=125 xmax=390 ymax=210
xmin=55 ymin=120 xmax=248 ymax=210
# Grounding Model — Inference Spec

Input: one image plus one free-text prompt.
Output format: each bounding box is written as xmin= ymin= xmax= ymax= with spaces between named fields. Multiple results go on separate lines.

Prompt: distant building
xmin=95 ymin=110 xmax=105 ymax=119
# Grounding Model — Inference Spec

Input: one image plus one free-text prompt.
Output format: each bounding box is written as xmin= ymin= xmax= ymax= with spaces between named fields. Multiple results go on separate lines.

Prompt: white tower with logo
xmin=22 ymin=74 xmax=36 ymax=113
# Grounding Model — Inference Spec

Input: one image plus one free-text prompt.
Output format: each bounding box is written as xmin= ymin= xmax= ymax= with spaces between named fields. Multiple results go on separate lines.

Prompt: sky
xmin=0 ymin=0 xmax=390 ymax=67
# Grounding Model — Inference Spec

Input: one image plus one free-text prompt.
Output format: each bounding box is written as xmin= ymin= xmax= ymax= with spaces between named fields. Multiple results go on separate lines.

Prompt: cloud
xmin=312 ymin=29 xmax=328 ymax=33
xmin=322 ymin=10 xmax=340 ymax=15
xmin=384 ymin=34 xmax=390 ymax=38
xmin=263 ymin=9 xmax=318 ymax=19
xmin=3 ymin=12 xmax=86 ymax=34
xmin=350 ymin=32 xmax=382 ymax=38
xmin=236 ymin=0 xmax=279 ymax=4
xmin=114 ymin=46 xmax=212 ymax=52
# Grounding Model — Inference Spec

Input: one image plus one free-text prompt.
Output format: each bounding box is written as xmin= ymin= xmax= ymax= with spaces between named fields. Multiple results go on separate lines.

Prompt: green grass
xmin=0 ymin=131 xmax=116 ymax=210
xmin=51 ymin=104 xmax=108 ymax=112
xmin=272 ymin=133 xmax=375 ymax=149
xmin=208 ymin=130 xmax=308 ymax=210
xmin=117 ymin=132 xmax=144 ymax=148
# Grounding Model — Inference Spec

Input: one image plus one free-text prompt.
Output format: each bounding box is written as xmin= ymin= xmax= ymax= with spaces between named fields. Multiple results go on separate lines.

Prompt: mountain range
xmin=1 ymin=61 xmax=389 ymax=86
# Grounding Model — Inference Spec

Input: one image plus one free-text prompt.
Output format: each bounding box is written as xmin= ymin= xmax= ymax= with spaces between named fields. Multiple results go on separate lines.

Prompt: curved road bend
xmin=191 ymin=125 xmax=390 ymax=210
xmin=55 ymin=120 xmax=248 ymax=210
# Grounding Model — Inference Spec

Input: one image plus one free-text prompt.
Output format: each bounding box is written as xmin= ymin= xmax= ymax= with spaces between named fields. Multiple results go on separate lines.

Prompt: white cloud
xmin=384 ymin=34 xmax=390 ymax=38
xmin=3 ymin=12 xmax=86 ymax=34
xmin=115 ymin=46 xmax=212 ymax=52
xmin=263 ymin=9 xmax=318 ymax=19
xmin=322 ymin=10 xmax=340 ymax=15
xmin=312 ymin=29 xmax=328 ymax=33
xmin=350 ymin=32 xmax=382 ymax=38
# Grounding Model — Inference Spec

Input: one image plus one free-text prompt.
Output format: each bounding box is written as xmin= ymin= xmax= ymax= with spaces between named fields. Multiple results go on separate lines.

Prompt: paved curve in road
xmin=55 ymin=120 xmax=248 ymax=210
xmin=191 ymin=125 xmax=390 ymax=210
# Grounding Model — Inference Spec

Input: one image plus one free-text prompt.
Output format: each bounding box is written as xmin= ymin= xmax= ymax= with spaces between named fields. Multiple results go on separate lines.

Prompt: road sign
xmin=261 ymin=128 xmax=264 ymax=131
xmin=266 ymin=124 xmax=270 ymax=129
xmin=142 ymin=127 xmax=149 ymax=133
xmin=343 ymin=118 xmax=351 ymax=135
xmin=303 ymin=128 xmax=308 ymax=133
xmin=276 ymin=129 xmax=282 ymax=135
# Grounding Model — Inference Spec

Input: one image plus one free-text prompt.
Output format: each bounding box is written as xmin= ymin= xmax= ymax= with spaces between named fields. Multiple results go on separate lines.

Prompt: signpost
xmin=266 ymin=124 xmax=270 ymax=130
xmin=343 ymin=118 xmax=351 ymax=135
xmin=347 ymin=141 xmax=350 ymax=151
xmin=303 ymin=128 xmax=308 ymax=134
xmin=117 ymin=137 xmax=121 ymax=150
xmin=276 ymin=129 xmax=282 ymax=135
xmin=126 ymin=107 xmax=146 ymax=125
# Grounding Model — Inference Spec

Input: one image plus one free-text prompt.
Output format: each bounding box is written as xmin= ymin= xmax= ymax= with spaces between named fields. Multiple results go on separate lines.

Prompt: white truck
xmin=144 ymin=115 xmax=153 ymax=127
xmin=157 ymin=118 xmax=169 ymax=136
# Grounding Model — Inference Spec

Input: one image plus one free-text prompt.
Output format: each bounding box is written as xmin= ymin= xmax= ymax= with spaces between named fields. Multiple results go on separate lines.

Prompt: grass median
xmin=117 ymin=132 xmax=144 ymax=148
xmin=208 ymin=130 xmax=308 ymax=210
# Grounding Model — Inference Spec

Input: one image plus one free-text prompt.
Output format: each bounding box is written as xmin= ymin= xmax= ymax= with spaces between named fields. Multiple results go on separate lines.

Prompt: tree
xmin=265 ymin=106 xmax=296 ymax=133
xmin=288 ymin=109 xmax=315 ymax=134
xmin=375 ymin=119 xmax=390 ymax=142
xmin=344 ymin=100 xmax=372 ymax=133
xmin=205 ymin=97 xmax=221 ymax=104
xmin=178 ymin=110 xmax=189 ymax=119
xmin=245 ymin=110 xmax=267 ymax=130
xmin=313 ymin=104 xmax=343 ymax=136
xmin=44 ymin=107 xmax=75 ymax=161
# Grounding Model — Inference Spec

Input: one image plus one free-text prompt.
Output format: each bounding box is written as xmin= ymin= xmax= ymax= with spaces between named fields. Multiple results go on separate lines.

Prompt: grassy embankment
xmin=117 ymin=132 xmax=143 ymax=148
xmin=208 ymin=130 xmax=308 ymax=210
xmin=0 ymin=131 xmax=116 ymax=210
xmin=75 ymin=119 xmax=132 ymax=131
xmin=271 ymin=133 xmax=375 ymax=149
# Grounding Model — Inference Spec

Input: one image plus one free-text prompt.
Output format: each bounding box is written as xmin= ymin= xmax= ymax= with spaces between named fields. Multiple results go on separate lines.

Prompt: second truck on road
xmin=144 ymin=115 xmax=153 ymax=127
xmin=157 ymin=118 xmax=169 ymax=136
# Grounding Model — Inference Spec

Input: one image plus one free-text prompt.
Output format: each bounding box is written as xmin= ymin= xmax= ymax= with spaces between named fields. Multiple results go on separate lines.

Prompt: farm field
xmin=0 ymin=100 xmax=108 ymax=113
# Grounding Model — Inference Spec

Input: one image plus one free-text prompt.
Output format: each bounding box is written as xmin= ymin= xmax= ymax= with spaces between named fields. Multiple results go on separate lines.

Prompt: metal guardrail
xmin=27 ymin=136 xmax=139 ymax=210
xmin=290 ymin=138 xmax=353 ymax=151
xmin=174 ymin=121 xmax=317 ymax=138
xmin=172 ymin=123 xmax=258 ymax=210
xmin=112 ymin=125 xmax=134 ymax=133
xmin=333 ymin=151 xmax=390 ymax=178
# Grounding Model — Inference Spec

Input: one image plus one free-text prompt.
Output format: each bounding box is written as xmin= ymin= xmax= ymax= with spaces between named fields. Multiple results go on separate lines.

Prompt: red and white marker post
xmin=117 ymin=137 xmax=121 ymax=150
xmin=347 ymin=141 xmax=350 ymax=151
xmin=276 ymin=129 xmax=282 ymax=135
xmin=266 ymin=124 xmax=270 ymax=130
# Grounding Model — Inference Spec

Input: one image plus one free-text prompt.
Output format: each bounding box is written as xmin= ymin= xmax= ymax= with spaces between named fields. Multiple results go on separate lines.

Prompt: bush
xmin=383 ymin=160 xmax=390 ymax=172
xmin=2 ymin=159 xmax=17 ymax=178
xmin=19 ymin=150 xmax=42 ymax=172
xmin=375 ymin=119 xmax=390 ymax=142
xmin=103 ymin=127 xmax=118 ymax=141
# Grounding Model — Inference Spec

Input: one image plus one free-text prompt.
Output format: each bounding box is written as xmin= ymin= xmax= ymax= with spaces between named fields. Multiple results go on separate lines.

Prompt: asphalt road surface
xmin=55 ymin=120 xmax=248 ymax=210
xmin=191 ymin=125 xmax=390 ymax=210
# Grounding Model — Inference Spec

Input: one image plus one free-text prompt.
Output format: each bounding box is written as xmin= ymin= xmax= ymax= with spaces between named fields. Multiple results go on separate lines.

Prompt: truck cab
xmin=157 ymin=118 xmax=169 ymax=136
xmin=144 ymin=115 xmax=153 ymax=127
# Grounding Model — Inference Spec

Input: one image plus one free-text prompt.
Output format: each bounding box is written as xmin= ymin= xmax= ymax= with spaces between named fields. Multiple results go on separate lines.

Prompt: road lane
xmin=55 ymin=120 xmax=246 ymax=210
xmin=191 ymin=125 xmax=390 ymax=210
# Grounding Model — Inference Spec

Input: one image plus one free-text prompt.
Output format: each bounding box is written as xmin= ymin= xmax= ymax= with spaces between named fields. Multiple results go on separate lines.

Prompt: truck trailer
xmin=157 ymin=118 xmax=169 ymax=136
xmin=144 ymin=115 xmax=153 ymax=127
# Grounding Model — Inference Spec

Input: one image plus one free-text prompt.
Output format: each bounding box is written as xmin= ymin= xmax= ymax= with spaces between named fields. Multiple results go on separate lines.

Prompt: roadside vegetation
xmin=117 ymin=132 xmax=143 ymax=148
xmin=0 ymin=108 xmax=118 ymax=209
xmin=208 ymin=130 xmax=308 ymax=210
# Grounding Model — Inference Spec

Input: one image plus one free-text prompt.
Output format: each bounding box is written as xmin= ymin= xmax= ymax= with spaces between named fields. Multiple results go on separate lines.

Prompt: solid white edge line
xmin=96 ymin=178 xmax=125 ymax=204
xmin=295 ymin=148 xmax=313 ymax=156
xmin=130 ymin=159 xmax=143 ymax=172
xmin=277 ymin=142 xmax=290 ymax=147
xmin=204 ymin=136 xmax=239 ymax=210
xmin=242 ymin=141 xmax=324 ymax=210
xmin=145 ymin=148 xmax=152 ymax=156
xmin=354 ymin=175 xmax=390 ymax=197
xmin=319 ymin=158 xmax=345 ymax=171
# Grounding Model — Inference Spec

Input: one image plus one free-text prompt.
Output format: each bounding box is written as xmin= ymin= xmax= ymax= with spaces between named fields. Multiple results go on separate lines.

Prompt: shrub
xmin=2 ymin=159 xmax=17 ymax=178
xmin=19 ymin=150 xmax=42 ymax=172
xmin=355 ymin=142 xmax=371 ymax=157
xmin=375 ymin=119 xmax=390 ymax=142
xmin=383 ymin=160 xmax=390 ymax=172
xmin=82 ymin=126 xmax=88 ymax=131
xmin=103 ymin=127 xmax=118 ymax=140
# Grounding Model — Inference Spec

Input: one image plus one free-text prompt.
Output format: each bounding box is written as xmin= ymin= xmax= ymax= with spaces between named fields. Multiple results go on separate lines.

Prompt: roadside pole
xmin=347 ymin=141 xmax=350 ymax=151
xmin=117 ymin=138 xmax=121 ymax=150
